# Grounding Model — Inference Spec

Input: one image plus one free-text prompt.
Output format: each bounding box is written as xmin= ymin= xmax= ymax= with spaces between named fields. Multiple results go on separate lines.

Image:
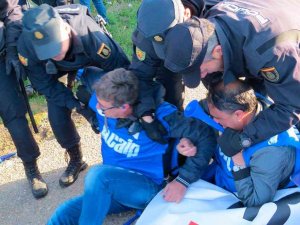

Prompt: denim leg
xmin=47 ymin=196 xmax=83 ymax=225
xmin=92 ymin=0 xmax=107 ymax=20
xmin=79 ymin=0 xmax=91 ymax=12
xmin=79 ymin=165 xmax=161 ymax=225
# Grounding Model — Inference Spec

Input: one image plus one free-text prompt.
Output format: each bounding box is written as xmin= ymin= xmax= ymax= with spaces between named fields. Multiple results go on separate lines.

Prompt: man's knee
xmin=84 ymin=165 xmax=115 ymax=189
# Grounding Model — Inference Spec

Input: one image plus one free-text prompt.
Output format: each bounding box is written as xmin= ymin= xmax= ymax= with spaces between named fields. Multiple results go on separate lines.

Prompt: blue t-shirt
xmin=89 ymin=93 xmax=177 ymax=184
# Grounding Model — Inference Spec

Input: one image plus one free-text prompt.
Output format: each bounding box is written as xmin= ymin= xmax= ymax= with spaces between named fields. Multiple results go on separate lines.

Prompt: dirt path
xmin=0 ymin=123 xmax=134 ymax=225
xmin=0 ymin=86 xmax=205 ymax=225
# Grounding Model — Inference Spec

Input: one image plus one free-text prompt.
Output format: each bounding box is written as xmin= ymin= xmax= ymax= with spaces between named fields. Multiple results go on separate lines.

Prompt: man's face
xmin=96 ymin=98 xmax=125 ymax=119
xmin=51 ymin=23 xmax=71 ymax=61
xmin=200 ymin=58 xmax=224 ymax=79
xmin=51 ymin=39 xmax=70 ymax=61
xmin=208 ymin=102 xmax=242 ymax=130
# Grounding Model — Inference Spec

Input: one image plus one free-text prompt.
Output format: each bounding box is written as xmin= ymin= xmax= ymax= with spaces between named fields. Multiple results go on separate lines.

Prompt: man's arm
xmin=163 ymin=111 xmax=217 ymax=184
xmin=219 ymin=48 xmax=300 ymax=157
xmin=233 ymin=146 xmax=295 ymax=207
xmin=1 ymin=0 xmax=24 ymax=78
xmin=244 ymin=51 xmax=300 ymax=144
xmin=0 ymin=0 xmax=22 ymax=47
xmin=129 ymin=29 xmax=165 ymax=117
xmin=161 ymin=111 xmax=216 ymax=202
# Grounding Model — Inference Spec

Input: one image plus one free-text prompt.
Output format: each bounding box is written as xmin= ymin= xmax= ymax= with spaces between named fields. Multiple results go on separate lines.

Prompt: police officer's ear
xmin=183 ymin=8 xmax=192 ymax=19
xmin=211 ymin=45 xmax=223 ymax=60
xmin=121 ymin=104 xmax=129 ymax=111
xmin=233 ymin=109 xmax=247 ymax=124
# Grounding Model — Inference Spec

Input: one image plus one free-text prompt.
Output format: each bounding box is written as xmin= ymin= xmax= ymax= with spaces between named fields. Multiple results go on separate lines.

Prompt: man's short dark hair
xmin=207 ymin=79 xmax=257 ymax=113
xmin=94 ymin=68 xmax=139 ymax=106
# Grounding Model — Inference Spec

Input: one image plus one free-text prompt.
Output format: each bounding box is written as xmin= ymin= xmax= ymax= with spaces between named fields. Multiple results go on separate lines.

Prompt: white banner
xmin=137 ymin=180 xmax=300 ymax=225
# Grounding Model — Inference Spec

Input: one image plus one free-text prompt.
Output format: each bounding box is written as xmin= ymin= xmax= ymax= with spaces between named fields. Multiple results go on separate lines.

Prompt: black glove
xmin=6 ymin=46 xmax=25 ymax=80
xmin=141 ymin=118 xmax=167 ymax=144
xmin=76 ymin=106 xmax=100 ymax=134
xmin=217 ymin=128 xmax=242 ymax=157
xmin=76 ymin=85 xmax=91 ymax=105
xmin=115 ymin=118 xmax=133 ymax=129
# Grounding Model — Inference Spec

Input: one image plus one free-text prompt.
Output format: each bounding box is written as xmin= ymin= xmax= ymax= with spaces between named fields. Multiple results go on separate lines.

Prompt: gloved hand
xmin=6 ymin=46 xmax=25 ymax=80
xmin=115 ymin=118 xmax=133 ymax=129
xmin=217 ymin=128 xmax=242 ymax=157
xmin=76 ymin=106 xmax=100 ymax=134
xmin=76 ymin=85 xmax=91 ymax=105
xmin=141 ymin=118 xmax=167 ymax=144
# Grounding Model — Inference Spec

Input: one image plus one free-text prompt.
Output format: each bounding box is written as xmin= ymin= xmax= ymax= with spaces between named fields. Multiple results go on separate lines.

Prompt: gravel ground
xmin=0 ymin=86 xmax=205 ymax=225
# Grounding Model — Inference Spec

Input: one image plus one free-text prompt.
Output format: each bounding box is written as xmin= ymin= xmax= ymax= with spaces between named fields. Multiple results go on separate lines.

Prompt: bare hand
xmin=177 ymin=138 xmax=197 ymax=157
xmin=162 ymin=179 xmax=187 ymax=203
xmin=232 ymin=151 xmax=246 ymax=166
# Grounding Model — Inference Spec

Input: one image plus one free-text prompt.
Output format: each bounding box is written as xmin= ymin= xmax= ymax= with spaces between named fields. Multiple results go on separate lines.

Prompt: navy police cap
xmin=137 ymin=0 xmax=185 ymax=59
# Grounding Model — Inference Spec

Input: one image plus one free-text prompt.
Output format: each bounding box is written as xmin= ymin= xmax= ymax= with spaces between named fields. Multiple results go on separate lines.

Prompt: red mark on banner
xmin=188 ymin=221 xmax=199 ymax=225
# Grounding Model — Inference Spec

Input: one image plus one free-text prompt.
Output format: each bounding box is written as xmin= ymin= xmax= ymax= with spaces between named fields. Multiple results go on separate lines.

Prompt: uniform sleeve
xmin=0 ymin=0 xmax=22 ymax=47
xmin=129 ymin=29 xmax=167 ymax=117
xmin=17 ymin=38 xmax=81 ymax=110
xmin=234 ymin=146 xmax=295 ymax=207
xmin=243 ymin=47 xmax=300 ymax=144
xmin=86 ymin=16 xmax=130 ymax=71
xmin=163 ymin=111 xmax=217 ymax=185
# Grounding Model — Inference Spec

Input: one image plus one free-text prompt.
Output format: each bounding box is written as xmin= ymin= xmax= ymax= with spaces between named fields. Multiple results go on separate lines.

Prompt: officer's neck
xmin=63 ymin=37 xmax=74 ymax=61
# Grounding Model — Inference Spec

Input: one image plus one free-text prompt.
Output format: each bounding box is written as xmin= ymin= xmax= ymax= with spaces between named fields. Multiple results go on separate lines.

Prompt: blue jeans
xmin=47 ymin=165 xmax=162 ymax=225
xmin=80 ymin=0 xmax=107 ymax=21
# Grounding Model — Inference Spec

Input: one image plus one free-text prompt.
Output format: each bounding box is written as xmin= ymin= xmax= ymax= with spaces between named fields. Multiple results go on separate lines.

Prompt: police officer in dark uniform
xmin=17 ymin=4 xmax=130 ymax=188
xmin=18 ymin=0 xmax=69 ymax=12
xmin=129 ymin=0 xmax=207 ymax=143
xmin=162 ymin=0 xmax=300 ymax=159
xmin=0 ymin=0 xmax=48 ymax=198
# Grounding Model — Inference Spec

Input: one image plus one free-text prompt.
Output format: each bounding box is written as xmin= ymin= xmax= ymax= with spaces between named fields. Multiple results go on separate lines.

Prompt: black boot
xmin=59 ymin=144 xmax=88 ymax=187
xmin=23 ymin=160 xmax=48 ymax=199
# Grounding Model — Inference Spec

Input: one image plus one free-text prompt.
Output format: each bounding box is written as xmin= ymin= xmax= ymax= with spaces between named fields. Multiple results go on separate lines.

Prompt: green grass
xmin=105 ymin=0 xmax=141 ymax=57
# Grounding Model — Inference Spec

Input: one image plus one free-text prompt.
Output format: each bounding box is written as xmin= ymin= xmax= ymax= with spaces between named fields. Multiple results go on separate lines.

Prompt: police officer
xmin=0 ymin=0 xmax=47 ymax=198
xmin=162 ymin=0 xmax=300 ymax=157
xmin=17 ymin=4 xmax=130 ymax=188
xmin=18 ymin=0 xmax=69 ymax=12
xmin=129 ymin=0 xmax=207 ymax=143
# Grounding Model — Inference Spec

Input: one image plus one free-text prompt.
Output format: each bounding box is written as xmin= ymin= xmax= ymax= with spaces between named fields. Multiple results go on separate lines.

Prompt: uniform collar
xmin=69 ymin=28 xmax=84 ymax=54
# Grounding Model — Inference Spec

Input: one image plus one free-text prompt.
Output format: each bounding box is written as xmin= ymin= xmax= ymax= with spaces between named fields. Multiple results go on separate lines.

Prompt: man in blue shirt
xmin=47 ymin=68 xmax=216 ymax=224
xmin=179 ymin=78 xmax=299 ymax=207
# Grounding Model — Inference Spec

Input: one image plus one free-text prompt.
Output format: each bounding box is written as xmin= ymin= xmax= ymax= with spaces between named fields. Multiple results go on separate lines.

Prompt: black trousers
xmin=47 ymin=100 xmax=80 ymax=150
xmin=0 ymin=59 xmax=40 ymax=162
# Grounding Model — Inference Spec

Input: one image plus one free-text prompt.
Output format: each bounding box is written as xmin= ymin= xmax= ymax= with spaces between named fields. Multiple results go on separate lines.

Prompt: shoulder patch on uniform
xmin=153 ymin=35 xmax=163 ymax=42
xmin=260 ymin=67 xmax=280 ymax=82
xmin=97 ymin=43 xmax=111 ymax=59
xmin=136 ymin=47 xmax=145 ymax=61
xmin=34 ymin=31 xmax=44 ymax=40
xmin=18 ymin=53 xmax=28 ymax=66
